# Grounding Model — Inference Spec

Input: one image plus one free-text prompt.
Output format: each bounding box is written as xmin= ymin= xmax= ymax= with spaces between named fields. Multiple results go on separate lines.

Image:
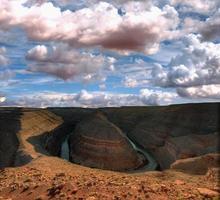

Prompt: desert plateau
xmin=0 ymin=103 xmax=219 ymax=200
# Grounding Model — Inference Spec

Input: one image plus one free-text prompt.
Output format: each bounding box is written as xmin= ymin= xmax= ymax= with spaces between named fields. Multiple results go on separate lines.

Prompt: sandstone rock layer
xmin=69 ymin=113 xmax=143 ymax=171
xmin=171 ymin=153 xmax=219 ymax=175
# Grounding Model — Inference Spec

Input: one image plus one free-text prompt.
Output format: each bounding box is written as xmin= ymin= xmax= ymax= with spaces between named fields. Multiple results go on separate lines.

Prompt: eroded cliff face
xmin=16 ymin=109 xmax=63 ymax=166
xmin=100 ymin=103 xmax=219 ymax=169
xmin=43 ymin=123 xmax=75 ymax=157
xmin=0 ymin=108 xmax=21 ymax=168
xmin=0 ymin=108 xmax=63 ymax=168
xmin=69 ymin=112 xmax=144 ymax=171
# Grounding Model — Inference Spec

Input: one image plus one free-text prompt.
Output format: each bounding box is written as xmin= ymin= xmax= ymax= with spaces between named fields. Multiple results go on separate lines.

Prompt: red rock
xmin=174 ymin=180 xmax=185 ymax=185
xmin=197 ymin=187 xmax=219 ymax=197
xmin=171 ymin=153 xmax=219 ymax=175
xmin=69 ymin=112 xmax=143 ymax=171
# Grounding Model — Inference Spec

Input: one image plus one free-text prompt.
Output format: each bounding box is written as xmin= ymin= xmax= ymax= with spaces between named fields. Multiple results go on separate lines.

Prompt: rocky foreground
xmin=0 ymin=155 xmax=219 ymax=200
xmin=0 ymin=103 xmax=219 ymax=199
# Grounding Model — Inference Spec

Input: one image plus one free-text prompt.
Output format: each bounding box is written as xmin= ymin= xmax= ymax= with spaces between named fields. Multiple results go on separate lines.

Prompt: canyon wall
xmin=0 ymin=103 xmax=219 ymax=171
xmin=0 ymin=108 xmax=21 ymax=168
xmin=102 ymin=103 xmax=219 ymax=169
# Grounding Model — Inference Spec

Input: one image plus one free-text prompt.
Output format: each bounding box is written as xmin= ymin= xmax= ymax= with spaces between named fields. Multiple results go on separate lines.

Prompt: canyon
xmin=0 ymin=103 xmax=219 ymax=199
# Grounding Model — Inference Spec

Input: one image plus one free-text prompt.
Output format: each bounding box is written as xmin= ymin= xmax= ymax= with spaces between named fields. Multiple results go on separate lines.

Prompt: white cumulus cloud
xmin=177 ymin=85 xmax=220 ymax=99
xmin=140 ymin=88 xmax=177 ymax=105
xmin=152 ymin=34 xmax=220 ymax=88
xmin=0 ymin=96 xmax=6 ymax=103
xmin=0 ymin=1 xmax=179 ymax=54
xmin=1 ymin=89 xmax=178 ymax=107
xmin=26 ymin=44 xmax=115 ymax=82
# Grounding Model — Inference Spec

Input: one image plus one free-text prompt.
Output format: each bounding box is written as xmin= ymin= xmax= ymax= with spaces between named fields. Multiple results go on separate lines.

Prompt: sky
xmin=0 ymin=0 xmax=220 ymax=107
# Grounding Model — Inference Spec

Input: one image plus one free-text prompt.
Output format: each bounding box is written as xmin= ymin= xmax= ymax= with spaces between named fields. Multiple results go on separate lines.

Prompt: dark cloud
xmin=200 ymin=10 xmax=220 ymax=41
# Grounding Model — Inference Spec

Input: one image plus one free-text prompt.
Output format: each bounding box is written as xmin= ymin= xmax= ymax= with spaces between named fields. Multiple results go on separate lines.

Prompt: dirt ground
xmin=0 ymin=155 xmax=219 ymax=200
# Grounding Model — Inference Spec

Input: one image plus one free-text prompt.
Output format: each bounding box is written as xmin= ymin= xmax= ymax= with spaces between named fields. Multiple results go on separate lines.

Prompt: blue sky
xmin=0 ymin=0 xmax=219 ymax=107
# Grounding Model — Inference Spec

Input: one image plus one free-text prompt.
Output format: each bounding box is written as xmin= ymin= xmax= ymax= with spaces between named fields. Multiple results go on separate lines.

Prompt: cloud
xmin=0 ymin=47 xmax=14 ymax=84
xmin=177 ymin=84 xmax=220 ymax=99
xmin=199 ymin=9 xmax=220 ymax=41
xmin=74 ymin=90 xmax=140 ymax=107
xmin=0 ymin=96 xmax=6 ymax=103
xmin=26 ymin=0 xmax=155 ymax=9
xmin=183 ymin=9 xmax=220 ymax=41
xmin=170 ymin=0 xmax=220 ymax=14
xmin=0 ymin=1 xmax=179 ymax=54
xmin=0 ymin=46 xmax=15 ymax=87
xmin=140 ymin=88 xmax=177 ymax=105
xmin=0 ymin=47 xmax=9 ymax=66
xmin=152 ymin=34 xmax=220 ymax=88
xmin=123 ymin=77 xmax=138 ymax=88
xmin=120 ymin=58 xmax=153 ymax=88
xmin=1 ymin=88 xmax=178 ymax=107
xmin=26 ymin=45 xmax=48 ymax=61
xmin=150 ymin=34 xmax=220 ymax=100
xmin=2 ymin=90 xmax=139 ymax=107
xmin=0 ymin=70 xmax=15 ymax=81
xmin=0 ymin=0 xmax=219 ymax=106
xmin=26 ymin=44 xmax=115 ymax=82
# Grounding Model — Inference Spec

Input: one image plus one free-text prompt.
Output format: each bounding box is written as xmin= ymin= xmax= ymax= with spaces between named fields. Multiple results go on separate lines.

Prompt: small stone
xmin=197 ymin=188 xmax=219 ymax=197
xmin=35 ymin=196 xmax=43 ymax=200
xmin=174 ymin=180 xmax=185 ymax=185
xmin=22 ymin=184 xmax=30 ymax=192
xmin=56 ymin=173 xmax=65 ymax=177
xmin=145 ymin=194 xmax=149 ymax=198
xmin=160 ymin=184 xmax=169 ymax=192
xmin=86 ymin=196 xmax=97 ymax=200
xmin=71 ymin=187 xmax=78 ymax=194
xmin=113 ymin=195 xmax=120 ymax=200
xmin=56 ymin=183 xmax=65 ymax=190
xmin=33 ymin=184 xmax=39 ymax=189
xmin=59 ymin=192 xmax=65 ymax=197
xmin=86 ymin=182 xmax=93 ymax=187
xmin=24 ymin=178 xmax=32 ymax=183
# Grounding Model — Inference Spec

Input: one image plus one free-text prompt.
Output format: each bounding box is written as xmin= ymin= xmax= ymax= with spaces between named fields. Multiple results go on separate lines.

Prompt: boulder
xmin=170 ymin=153 xmax=220 ymax=175
xmin=153 ymin=133 xmax=218 ymax=169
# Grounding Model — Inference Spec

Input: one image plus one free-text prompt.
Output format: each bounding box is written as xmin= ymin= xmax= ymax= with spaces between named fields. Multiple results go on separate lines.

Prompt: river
xmin=126 ymin=136 xmax=158 ymax=171
xmin=60 ymin=137 xmax=69 ymax=161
